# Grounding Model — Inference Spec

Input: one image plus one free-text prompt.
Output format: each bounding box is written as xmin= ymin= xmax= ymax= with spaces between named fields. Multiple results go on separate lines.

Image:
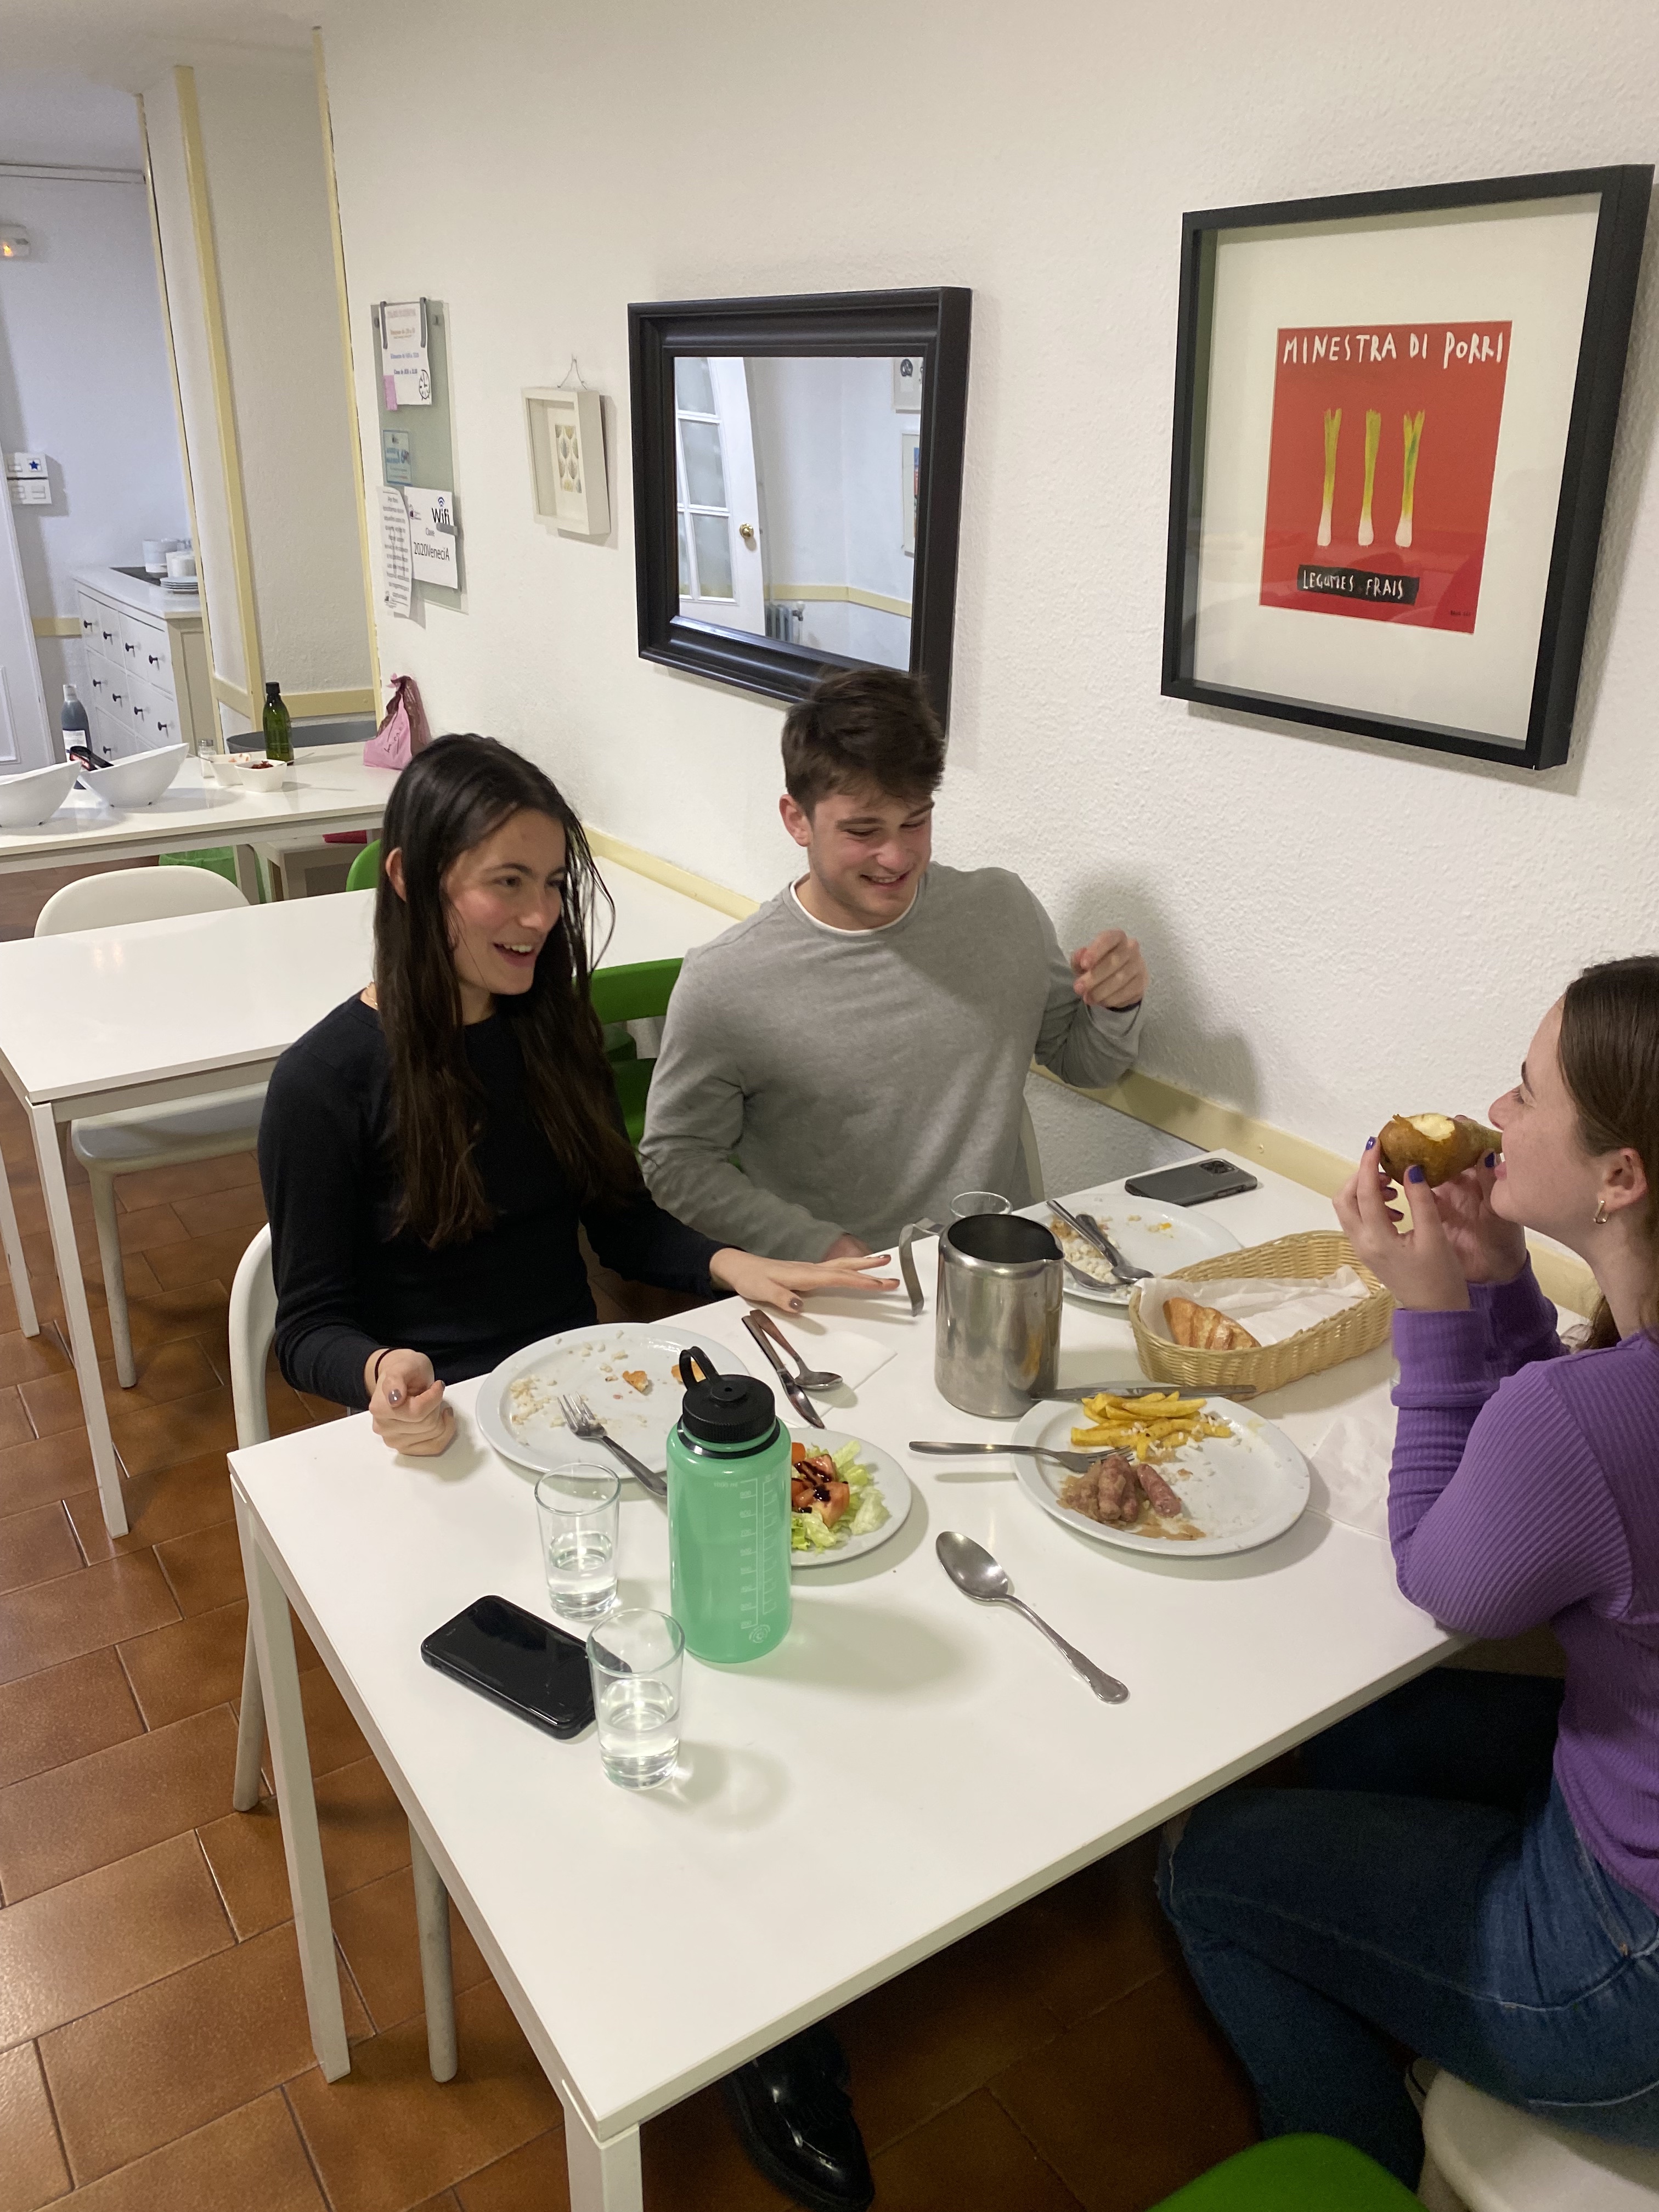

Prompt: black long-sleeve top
xmin=257 ymin=996 xmax=721 ymax=1409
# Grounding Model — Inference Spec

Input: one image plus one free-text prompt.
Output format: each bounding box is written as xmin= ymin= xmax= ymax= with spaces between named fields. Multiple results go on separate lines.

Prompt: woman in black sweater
xmin=258 ymin=734 xmax=894 ymax=1456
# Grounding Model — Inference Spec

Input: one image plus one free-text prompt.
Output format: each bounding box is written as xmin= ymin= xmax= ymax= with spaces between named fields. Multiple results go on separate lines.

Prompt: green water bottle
xmin=666 ymin=1351 xmax=792 ymax=1664
xmin=262 ymin=679 xmax=294 ymax=765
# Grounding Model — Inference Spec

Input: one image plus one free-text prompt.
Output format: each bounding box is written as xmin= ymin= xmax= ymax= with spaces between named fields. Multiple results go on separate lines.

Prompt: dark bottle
xmin=262 ymin=680 xmax=294 ymax=765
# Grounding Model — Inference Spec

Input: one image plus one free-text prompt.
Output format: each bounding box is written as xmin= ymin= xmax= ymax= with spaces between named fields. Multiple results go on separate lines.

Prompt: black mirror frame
xmin=629 ymin=286 xmax=972 ymax=725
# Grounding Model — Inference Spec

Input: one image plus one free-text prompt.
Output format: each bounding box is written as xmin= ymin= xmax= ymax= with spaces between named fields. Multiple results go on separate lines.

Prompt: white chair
xmin=228 ymin=1226 xmax=457 ymax=2081
xmin=1420 ymin=2070 xmax=1659 ymax=2210
xmin=35 ymin=867 xmax=267 ymax=1389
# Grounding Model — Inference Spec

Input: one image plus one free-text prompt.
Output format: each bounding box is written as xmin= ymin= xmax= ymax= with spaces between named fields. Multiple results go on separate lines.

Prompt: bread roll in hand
xmin=1376 ymin=1113 xmax=1500 ymax=1187
xmin=1165 ymin=1296 xmax=1259 ymax=1352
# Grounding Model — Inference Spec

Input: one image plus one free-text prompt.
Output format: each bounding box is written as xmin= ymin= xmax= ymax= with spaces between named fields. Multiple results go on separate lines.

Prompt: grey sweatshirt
xmin=639 ymin=863 xmax=1144 ymax=1259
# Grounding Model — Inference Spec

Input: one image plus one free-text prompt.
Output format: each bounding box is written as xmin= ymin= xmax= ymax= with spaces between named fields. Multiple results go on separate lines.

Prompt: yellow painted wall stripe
xmin=768 ymin=582 xmax=912 ymax=618
xmin=31 ymin=616 xmax=80 ymax=638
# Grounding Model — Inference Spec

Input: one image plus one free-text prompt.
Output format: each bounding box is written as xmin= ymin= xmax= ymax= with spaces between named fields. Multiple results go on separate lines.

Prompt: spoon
xmin=935 ymin=1532 xmax=1128 ymax=1703
xmin=746 ymin=1308 xmax=843 ymax=1392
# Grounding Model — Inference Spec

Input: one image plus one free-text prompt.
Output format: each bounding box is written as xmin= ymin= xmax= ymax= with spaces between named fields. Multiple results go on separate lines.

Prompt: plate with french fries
xmin=1010 ymin=1388 xmax=1310 ymax=1558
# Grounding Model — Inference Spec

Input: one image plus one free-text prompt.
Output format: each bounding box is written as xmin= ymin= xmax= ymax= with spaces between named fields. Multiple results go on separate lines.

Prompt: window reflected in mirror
xmin=672 ymin=355 xmax=917 ymax=672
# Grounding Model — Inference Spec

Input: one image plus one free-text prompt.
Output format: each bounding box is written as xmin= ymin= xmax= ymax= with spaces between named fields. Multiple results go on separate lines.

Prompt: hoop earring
xmin=1594 ymin=1197 xmax=1609 ymax=1226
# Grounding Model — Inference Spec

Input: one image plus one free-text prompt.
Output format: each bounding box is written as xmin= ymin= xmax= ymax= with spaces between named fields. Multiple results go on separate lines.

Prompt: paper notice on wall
xmin=378 ymin=487 xmax=414 ymax=618
xmin=380 ymin=299 xmax=432 ymax=408
xmin=404 ymin=486 xmax=459 ymax=589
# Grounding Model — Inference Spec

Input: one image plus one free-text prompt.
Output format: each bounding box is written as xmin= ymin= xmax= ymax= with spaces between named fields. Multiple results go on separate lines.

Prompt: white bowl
xmin=232 ymin=756 xmax=296 ymax=790
xmin=0 ymin=761 xmax=79 ymax=828
xmin=81 ymin=743 xmax=187 ymax=810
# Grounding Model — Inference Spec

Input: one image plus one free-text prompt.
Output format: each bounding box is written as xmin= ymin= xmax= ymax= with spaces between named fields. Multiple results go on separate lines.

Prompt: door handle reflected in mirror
xmin=738 ymin=522 xmax=756 ymax=545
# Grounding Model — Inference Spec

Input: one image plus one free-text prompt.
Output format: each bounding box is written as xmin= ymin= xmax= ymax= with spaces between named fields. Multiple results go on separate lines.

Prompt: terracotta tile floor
xmin=0 ymin=872 xmax=1259 ymax=2211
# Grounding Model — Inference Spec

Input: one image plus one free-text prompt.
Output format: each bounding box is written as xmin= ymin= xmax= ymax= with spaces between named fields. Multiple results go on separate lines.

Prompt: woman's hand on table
xmin=365 ymin=1348 xmax=456 ymax=1455
xmin=708 ymin=1247 xmax=899 ymax=1313
xmin=1334 ymin=1141 xmax=1515 ymax=1312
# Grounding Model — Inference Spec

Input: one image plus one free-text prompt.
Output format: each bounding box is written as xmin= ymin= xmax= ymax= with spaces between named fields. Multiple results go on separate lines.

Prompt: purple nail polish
xmin=1485 ymin=1152 xmax=1497 ymax=1169
xmin=1406 ymin=1165 xmax=1425 ymax=1183
xmin=1365 ymin=1137 xmax=1376 ymax=1151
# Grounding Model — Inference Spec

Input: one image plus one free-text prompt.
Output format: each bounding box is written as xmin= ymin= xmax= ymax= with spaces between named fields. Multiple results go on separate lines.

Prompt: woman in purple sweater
xmin=1158 ymin=957 xmax=1659 ymax=2184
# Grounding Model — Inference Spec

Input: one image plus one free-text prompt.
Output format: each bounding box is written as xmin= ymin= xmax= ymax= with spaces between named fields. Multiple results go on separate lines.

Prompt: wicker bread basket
xmin=1127 ymin=1231 xmax=1393 ymax=1393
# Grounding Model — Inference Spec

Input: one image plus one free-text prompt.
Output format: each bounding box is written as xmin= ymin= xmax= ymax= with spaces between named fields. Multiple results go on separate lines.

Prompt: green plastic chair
xmin=346 ymin=839 xmax=381 ymax=893
xmin=1149 ymin=2135 xmax=1420 ymax=2209
xmin=590 ymin=958 xmax=682 ymax=1148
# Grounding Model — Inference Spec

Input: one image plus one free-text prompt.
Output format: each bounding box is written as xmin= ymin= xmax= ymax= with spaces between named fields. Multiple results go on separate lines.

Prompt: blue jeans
xmin=1158 ymin=1670 xmax=1659 ymax=2185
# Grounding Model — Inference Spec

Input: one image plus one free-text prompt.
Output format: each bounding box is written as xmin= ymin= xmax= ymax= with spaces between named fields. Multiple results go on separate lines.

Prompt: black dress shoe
xmin=723 ymin=2025 xmax=873 ymax=2211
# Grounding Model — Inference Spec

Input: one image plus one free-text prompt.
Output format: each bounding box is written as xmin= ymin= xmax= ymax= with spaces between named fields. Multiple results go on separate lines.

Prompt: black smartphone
xmin=421 ymin=1595 xmax=594 ymax=1740
xmin=1123 ymin=1158 xmax=1260 ymax=1206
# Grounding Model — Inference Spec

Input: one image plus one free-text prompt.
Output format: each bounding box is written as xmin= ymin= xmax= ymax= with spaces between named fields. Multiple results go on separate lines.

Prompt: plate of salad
xmin=788 ymin=1430 xmax=911 ymax=1569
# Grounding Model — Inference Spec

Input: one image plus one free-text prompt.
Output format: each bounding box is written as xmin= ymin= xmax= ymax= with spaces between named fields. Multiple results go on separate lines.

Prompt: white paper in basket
xmin=1139 ymin=1267 xmax=1371 ymax=1348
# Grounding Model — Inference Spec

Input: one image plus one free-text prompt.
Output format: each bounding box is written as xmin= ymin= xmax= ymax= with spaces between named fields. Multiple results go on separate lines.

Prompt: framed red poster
xmin=1163 ymin=170 xmax=1650 ymax=770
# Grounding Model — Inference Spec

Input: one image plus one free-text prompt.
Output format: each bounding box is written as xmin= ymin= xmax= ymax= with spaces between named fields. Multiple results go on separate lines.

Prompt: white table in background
xmin=0 ymin=746 xmax=396 ymax=899
xmin=229 ymin=1165 xmax=1450 ymax=2211
xmin=0 ymin=868 xmax=733 ymax=1537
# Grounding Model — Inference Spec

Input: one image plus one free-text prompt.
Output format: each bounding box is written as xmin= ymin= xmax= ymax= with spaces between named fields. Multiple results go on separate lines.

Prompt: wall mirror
xmin=629 ymin=288 xmax=971 ymax=721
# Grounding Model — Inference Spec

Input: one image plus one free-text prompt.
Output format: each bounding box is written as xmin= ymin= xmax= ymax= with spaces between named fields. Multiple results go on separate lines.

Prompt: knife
xmin=1049 ymin=1380 xmax=1258 ymax=1402
xmin=1053 ymin=1380 xmax=1256 ymax=1398
xmin=1048 ymin=1200 xmax=1135 ymax=1284
xmin=742 ymin=1312 xmax=825 ymax=1429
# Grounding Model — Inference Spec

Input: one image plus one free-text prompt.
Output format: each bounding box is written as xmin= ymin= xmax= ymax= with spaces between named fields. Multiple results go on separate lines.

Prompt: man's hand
xmin=365 ymin=1347 xmax=456 ymax=1457
xmin=1071 ymin=927 xmax=1147 ymax=1011
xmin=822 ymin=1232 xmax=873 ymax=1261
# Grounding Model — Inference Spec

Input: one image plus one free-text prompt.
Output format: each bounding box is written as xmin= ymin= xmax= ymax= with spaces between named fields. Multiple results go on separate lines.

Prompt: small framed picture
xmin=524 ymin=386 xmax=611 ymax=538
xmin=893 ymin=356 xmax=924 ymax=412
xmin=1162 ymin=166 xmax=1650 ymax=769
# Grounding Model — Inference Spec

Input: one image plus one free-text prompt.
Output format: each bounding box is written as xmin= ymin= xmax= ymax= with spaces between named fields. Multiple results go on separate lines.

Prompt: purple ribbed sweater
xmin=1392 ymin=1265 xmax=1659 ymax=1909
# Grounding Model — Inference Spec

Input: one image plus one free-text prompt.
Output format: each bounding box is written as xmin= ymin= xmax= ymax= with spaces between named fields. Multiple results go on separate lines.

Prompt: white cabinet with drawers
xmin=72 ymin=568 xmax=212 ymax=759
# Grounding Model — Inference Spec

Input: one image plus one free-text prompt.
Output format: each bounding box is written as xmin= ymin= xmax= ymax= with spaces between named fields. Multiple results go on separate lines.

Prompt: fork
xmin=557 ymin=1393 xmax=667 ymax=1500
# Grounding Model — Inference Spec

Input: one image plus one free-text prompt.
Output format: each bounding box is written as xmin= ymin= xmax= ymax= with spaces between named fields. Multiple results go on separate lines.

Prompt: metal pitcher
xmin=899 ymin=1213 xmax=1063 ymax=1418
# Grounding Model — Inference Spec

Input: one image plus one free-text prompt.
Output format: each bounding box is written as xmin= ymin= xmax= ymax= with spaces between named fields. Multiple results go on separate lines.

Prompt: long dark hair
xmin=1558 ymin=955 xmax=1659 ymax=1347
xmin=374 ymin=734 xmax=639 ymax=1245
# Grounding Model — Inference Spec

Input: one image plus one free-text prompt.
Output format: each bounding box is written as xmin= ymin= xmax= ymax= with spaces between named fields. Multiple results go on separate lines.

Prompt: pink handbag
xmin=363 ymin=673 xmax=432 ymax=771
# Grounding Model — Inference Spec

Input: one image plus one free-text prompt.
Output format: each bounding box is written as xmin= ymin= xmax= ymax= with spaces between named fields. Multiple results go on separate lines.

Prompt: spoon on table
xmin=745 ymin=1309 xmax=843 ymax=1392
xmin=935 ymin=1532 xmax=1128 ymax=1704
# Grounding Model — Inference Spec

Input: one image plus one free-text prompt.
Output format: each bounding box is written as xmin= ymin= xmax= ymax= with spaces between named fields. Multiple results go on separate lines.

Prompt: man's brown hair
xmin=781 ymin=668 xmax=946 ymax=814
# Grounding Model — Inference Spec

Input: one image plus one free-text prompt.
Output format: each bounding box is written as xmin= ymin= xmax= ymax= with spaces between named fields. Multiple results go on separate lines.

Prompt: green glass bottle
xmin=666 ymin=1356 xmax=792 ymax=1664
xmin=262 ymin=680 xmax=294 ymax=765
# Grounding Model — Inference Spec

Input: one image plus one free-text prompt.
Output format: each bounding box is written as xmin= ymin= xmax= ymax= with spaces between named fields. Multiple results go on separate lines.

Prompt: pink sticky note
xmin=383 ymin=374 xmax=398 ymax=411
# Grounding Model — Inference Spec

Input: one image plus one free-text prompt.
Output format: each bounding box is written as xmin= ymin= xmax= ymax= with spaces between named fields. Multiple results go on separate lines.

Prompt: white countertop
xmin=0 ymin=860 xmax=734 ymax=1107
xmin=74 ymin=563 xmax=202 ymax=623
xmin=232 ymin=1166 xmax=1446 ymax=2141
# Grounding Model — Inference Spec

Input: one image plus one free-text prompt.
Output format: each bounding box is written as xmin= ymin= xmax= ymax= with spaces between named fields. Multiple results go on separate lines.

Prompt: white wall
xmin=0 ymin=166 xmax=188 ymax=707
xmin=318 ymin=0 xmax=1659 ymax=1163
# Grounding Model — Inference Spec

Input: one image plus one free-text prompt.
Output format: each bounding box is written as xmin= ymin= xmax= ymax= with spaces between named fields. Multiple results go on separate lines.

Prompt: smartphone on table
xmin=1122 ymin=1158 xmax=1260 ymax=1206
xmin=421 ymin=1594 xmax=594 ymax=1739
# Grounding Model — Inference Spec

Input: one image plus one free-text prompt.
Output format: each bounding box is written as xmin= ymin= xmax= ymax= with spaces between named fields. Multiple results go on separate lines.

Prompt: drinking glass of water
xmin=534 ymin=1464 xmax=619 ymax=1622
xmin=952 ymin=1190 xmax=1011 ymax=1219
xmin=587 ymin=1609 xmax=685 ymax=1790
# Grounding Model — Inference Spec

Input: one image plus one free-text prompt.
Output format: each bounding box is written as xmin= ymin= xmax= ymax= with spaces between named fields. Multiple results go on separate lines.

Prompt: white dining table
xmin=0 ymin=744 xmax=398 ymax=898
xmin=229 ymin=1165 xmax=1454 ymax=2212
xmin=0 ymin=865 xmax=735 ymax=1537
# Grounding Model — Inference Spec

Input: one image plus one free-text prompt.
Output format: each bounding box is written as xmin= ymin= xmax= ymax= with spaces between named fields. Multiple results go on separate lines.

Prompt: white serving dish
xmin=232 ymin=755 xmax=296 ymax=791
xmin=0 ymin=761 xmax=79 ymax=828
xmin=1023 ymin=1181 xmax=1243 ymax=1307
xmin=81 ymin=742 xmax=187 ymax=810
xmin=786 ymin=1429 xmax=911 ymax=1570
xmin=476 ymin=1322 xmax=758 ymax=1477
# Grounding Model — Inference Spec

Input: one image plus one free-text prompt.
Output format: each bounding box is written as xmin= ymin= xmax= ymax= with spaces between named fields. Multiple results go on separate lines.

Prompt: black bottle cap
xmin=264 ymin=680 xmax=282 ymax=699
xmin=679 ymin=1368 xmax=778 ymax=1446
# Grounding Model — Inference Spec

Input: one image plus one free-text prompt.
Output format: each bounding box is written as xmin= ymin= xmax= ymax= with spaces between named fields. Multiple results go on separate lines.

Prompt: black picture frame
xmin=1162 ymin=167 xmax=1651 ymax=770
xmin=629 ymin=287 xmax=972 ymax=723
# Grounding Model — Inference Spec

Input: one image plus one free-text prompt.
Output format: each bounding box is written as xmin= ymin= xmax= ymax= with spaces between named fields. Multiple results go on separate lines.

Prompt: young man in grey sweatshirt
xmin=639 ymin=669 xmax=1147 ymax=1261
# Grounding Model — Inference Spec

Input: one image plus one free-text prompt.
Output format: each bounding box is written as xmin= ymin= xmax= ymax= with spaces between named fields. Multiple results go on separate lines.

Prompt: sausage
xmin=1090 ymin=1452 xmax=1142 ymax=1526
xmin=1136 ymin=1463 xmax=1184 ymax=1520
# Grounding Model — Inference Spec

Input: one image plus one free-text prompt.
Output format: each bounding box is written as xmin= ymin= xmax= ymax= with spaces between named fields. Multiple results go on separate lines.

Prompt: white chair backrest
xmin=228 ymin=1223 xmax=277 ymax=1450
xmin=35 ymin=865 xmax=246 ymax=936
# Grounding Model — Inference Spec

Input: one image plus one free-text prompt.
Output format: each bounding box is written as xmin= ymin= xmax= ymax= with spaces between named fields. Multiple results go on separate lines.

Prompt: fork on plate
xmin=556 ymin=1393 xmax=667 ymax=1500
